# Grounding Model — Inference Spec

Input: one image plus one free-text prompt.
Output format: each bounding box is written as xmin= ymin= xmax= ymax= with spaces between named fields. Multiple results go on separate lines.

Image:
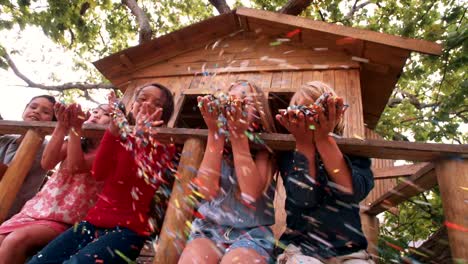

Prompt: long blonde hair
xmin=290 ymin=81 xmax=345 ymax=135
xmin=228 ymin=79 xmax=275 ymax=133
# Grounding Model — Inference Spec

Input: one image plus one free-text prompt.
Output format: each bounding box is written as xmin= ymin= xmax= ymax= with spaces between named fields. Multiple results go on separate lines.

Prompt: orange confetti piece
xmin=445 ymin=221 xmax=468 ymax=232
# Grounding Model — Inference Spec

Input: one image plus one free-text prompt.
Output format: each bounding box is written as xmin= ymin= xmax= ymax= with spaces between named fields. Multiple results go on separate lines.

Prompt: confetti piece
xmin=270 ymin=41 xmax=281 ymax=46
xmin=351 ymin=56 xmax=369 ymax=63
xmin=114 ymin=249 xmax=135 ymax=264
xmin=309 ymin=125 xmax=315 ymax=130
xmin=286 ymin=28 xmax=301 ymax=38
xmin=276 ymin=38 xmax=290 ymax=42
xmin=333 ymin=169 xmax=340 ymax=173
xmin=313 ymin=47 xmax=328 ymax=51
xmin=460 ymin=186 xmax=468 ymax=191
xmin=445 ymin=221 xmax=468 ymax=232
xmin=353 ymin=134 xmax=365 ymax=140
xmin=336 ymin=37 xmax=358 ymax=45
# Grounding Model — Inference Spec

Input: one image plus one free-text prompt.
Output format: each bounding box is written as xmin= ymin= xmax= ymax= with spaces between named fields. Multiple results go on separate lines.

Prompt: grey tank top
xmin=0 ymin=135 xmax=47 ymax=219
xmin=197 ymin=157 xmax=275 ymax=228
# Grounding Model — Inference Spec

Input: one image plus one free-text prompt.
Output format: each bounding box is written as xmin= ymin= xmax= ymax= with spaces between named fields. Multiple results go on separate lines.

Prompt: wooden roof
xmin=94 ymin=7 xmax=442 ymax=129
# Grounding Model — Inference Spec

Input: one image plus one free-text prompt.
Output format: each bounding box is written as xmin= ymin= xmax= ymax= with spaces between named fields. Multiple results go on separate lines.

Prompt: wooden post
xmin=153 ymin=138 xmax=205 ymax=264
xmin=435 ymin=159 xmax=468 ymax=262
xmin=361 ymin=212 xmax=380 ymax=262
xmin=0 ymin=129 xmax=44 ymax=223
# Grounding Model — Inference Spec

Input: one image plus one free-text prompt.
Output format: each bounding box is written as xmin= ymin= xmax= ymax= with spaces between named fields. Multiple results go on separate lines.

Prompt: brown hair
xmin=290 ymin=81 xmax=345 ymax=135
xmin=228 ymin=79 xmax=274 ymax=133
xmin=25 ymin=95 xmax=57 ymax=121
xmin=128 ymin=83 xmax=174 ymax=125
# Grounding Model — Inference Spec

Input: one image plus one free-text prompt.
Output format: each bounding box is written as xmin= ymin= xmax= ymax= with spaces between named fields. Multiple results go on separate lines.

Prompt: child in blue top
xmin=275 ymin=81 xmax=375 ymax=264
xmin=178 ymin=80 xmax=276 ymax=264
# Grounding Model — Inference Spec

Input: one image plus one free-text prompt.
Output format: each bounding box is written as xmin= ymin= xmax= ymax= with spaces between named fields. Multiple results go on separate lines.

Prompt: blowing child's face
xmin=22 ymin=97 xmax=55 ymax=122
xmin=87 ymin=104 xmax=111 ymax=125
xmin=131 ymin=86 xmax=166 ymax=118
xmin=228 ymin=83 xmax=257 ymax=125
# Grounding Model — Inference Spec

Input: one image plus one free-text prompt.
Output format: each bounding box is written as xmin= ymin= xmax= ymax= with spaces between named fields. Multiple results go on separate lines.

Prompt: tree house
xmin=0 ymin=7 xmax=466 ymax=264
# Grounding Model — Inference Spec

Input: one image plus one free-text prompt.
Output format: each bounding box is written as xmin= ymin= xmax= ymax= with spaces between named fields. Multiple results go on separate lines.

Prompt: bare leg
xmin=221 ymin=247 xmax=267 ymax=264
xmin=178 ymin=238 xmax=222 ymax=264
xmin=0 ymin=225 xmax=60 ymax=264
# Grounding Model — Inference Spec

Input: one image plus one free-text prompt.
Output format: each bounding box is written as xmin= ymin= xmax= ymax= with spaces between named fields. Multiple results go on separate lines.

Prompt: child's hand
xmin=134 ymin=102 xmax=164 ymax=134
xmin=107 ymin=91 xmax=120 ymax=136
xmin=198 ymin=95 xmax=221 ymax=132
xmin=69 ymin=104 xmax=89 ymax=132
xmin=276 ymin=109 xmax=315 ymax=147
xmin=54 ymin=103 xmax=70 ymax=132
xmin=225 ymin=98 xmax=252 ymax=139
xmin=312 ymin=96 xmax=346 ymax=142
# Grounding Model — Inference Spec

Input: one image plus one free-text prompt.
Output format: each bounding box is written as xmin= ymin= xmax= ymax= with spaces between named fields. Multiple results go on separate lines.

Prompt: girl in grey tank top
xmin=179 ymin=80 xmax=277 ymax=264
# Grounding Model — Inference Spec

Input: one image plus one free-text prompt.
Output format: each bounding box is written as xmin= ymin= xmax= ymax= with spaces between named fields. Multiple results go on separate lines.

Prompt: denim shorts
xmin=189 ymin=218 xmax=275 ymax=261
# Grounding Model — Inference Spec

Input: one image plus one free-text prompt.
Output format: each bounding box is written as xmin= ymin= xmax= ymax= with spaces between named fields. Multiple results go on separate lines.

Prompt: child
xmin=0 ymin=95 xmax=56 ymax=219
xmin=0 ymin=103 xmax=111 ymax=264
xmin=28 ymin=83 xmax=176 ymax=264
xmin=178 ymin=80 xmax=276 ymax=264
xmin=275 ymin=81 xmax=374 ymax=264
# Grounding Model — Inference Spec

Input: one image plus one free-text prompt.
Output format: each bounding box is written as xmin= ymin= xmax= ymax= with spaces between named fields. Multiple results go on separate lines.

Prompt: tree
xmin=0 ymin=0 xmax=465 ymax=261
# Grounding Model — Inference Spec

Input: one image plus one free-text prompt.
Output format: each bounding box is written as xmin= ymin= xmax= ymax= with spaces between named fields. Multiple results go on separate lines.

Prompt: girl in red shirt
xmin=28 ymin=84 xmax=176 ymax=264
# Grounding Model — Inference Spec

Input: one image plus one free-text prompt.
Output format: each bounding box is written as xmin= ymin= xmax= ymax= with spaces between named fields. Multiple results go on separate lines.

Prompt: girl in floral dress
xmin=0 ymin=103 xmax=111 ymax=264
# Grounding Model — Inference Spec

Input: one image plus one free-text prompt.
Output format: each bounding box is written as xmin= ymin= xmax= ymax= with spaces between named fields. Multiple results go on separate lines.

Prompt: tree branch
xmin=1 ymin=49 xmax=115 ymax=92
xmin=279 ymin=0 xmax=313 ymax=16
xmin=387 ymin=89 xmax=440 ymax=109
xmin=121 ymin=0 xmax=152 ymax=43
xmin=208 ymin=0 xmax=231 ymax=14
xmin=344 ymin=0 xmax=372 ymax=22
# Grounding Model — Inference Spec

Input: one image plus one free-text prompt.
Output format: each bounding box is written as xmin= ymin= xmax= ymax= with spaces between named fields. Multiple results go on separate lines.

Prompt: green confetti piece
xmin=269 ymin=41 xmax=281 ymax=46
xmin=309 ymin=125 xmax=315 ymax=130
xmin=114 ymin=249 xmax=135 ymax=264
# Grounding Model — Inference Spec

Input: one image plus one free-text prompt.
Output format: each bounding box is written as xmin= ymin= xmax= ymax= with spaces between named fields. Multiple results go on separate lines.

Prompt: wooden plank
xmin=372 ymin=163 xmax=430 ymax=179
xmin=0 ymin=121 xmax=466 ymax=161
xmin=0 ymin=129 xmax=44 ymax=222
xmin=281 ymin=71 xmax=293 ymax=89
xmin=322 ymin=70 xmax=335 ymax=88
xmin=435 ymin=160 xmax=468 ymax=261
xmin=129 ymin=55 xmax=358 ymax=81
xmin=94 ymin=13 xmax=239 ymax=85
xmin=235 ymin=8 xmax=443 ymax=55
xmin=271 ymin=72 xmax=283 ymax=89
xmin=365 ymin=163 xmax=437 ymax=215
xmin=291 ymin=71 xmax=303 ymax=90
xmin=153 ymin=138 xmax=205 ymax=264
xmin=346 ymin=69 xmax=365 ymax=137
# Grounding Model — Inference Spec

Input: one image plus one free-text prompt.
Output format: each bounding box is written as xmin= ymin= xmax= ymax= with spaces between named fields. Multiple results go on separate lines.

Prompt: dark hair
xmin=26 ymin=95 xmax=57 ymax=121
xmin=128 ymin=83 xmax=174 ymax=125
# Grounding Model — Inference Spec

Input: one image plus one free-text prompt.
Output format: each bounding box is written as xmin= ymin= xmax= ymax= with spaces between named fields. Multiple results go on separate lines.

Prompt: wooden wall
xmin=121 ymin=34 xmax=366 ymax=241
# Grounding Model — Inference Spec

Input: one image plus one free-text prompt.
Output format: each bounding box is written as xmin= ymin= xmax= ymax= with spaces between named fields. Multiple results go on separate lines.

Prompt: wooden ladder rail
xmin=0 ymin=129 xmax=45 ymax=223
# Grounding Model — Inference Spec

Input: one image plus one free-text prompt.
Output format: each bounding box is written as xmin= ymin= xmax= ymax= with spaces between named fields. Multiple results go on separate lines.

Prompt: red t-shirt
xmin=85 ymin=130 xmax=175 ymax=235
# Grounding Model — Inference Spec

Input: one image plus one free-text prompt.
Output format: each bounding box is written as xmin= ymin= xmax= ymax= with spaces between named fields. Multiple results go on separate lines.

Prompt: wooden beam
xmin=372 ymin=163 xmax=430 ymax=180
xmin=435 ymin=159 xmax=468 ymax=261
xmin=0 ymin=129 xmax=44 ymax=222
xmin=0 ymin=121 xmax=467 ymax=161
xmin=365 ymin=163 xmax=437 ymax=215
xmin=361 ymin=213 xmax=379 ymax=259
xmin=235 ymin=8 xmax=443 ymax=56
xmin=153 ymin=138 xmax=205 ymax=264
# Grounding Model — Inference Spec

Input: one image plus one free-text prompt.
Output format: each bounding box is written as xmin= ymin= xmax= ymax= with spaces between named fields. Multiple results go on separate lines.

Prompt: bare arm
xmin=67 ymin=104 xmax=94 ymax=174
xmin=313 ymin=97 xmax=353 ymax=194
xmin=194 ymin=96 xmax=224 ymax=200
xmin=41 ymin=103 xmax=69 ymax=170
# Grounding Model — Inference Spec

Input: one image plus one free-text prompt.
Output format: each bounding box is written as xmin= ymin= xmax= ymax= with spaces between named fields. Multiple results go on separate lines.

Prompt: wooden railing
xmin=0 ymin=120 xmax=467 ymax=263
